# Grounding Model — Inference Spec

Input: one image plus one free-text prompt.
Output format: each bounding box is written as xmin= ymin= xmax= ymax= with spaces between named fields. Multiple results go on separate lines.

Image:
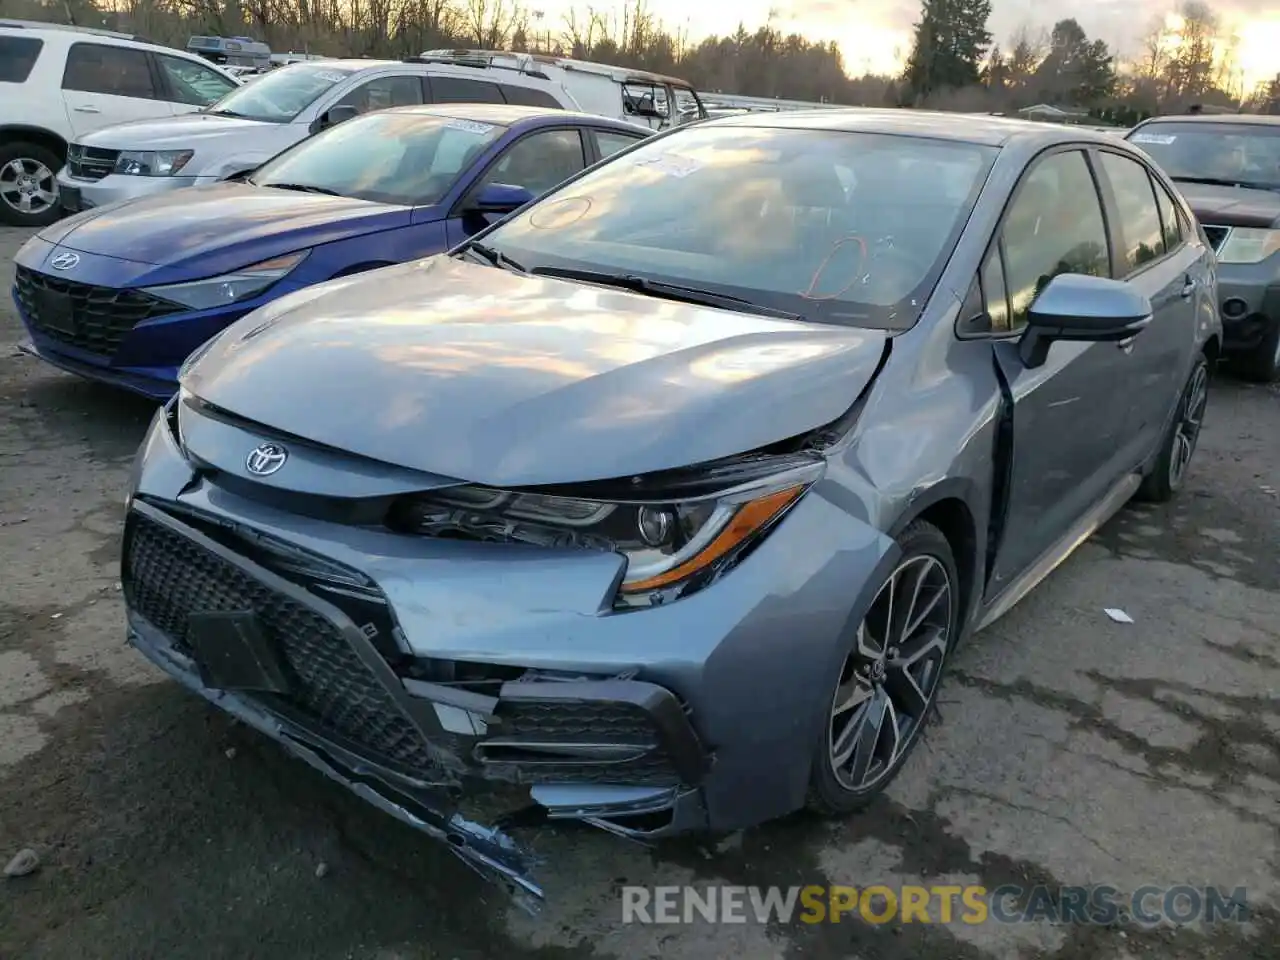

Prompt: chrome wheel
xmin=1169 ymin=362 xmax=1208 ymax=488
xmin=0 ymin=157 xmax=57 ymax=216
xmin=828 ymin=554 xmax=953 ymax=792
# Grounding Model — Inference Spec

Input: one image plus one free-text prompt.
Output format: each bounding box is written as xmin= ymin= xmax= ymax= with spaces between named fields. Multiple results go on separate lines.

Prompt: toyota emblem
xmin=245 ymin=442 xmax=288 ymax=476
xmin=50 ymin=251 xmax=80 ymax=270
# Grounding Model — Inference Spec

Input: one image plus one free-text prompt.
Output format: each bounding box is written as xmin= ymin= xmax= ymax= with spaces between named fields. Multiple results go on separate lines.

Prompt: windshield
xmin=204 ymin=62 xmax=361 ymax=122
xmin=476 ymin=125 xmax=996 ymax=329
xmin=251 ymin=110 xmax=505 ymax=205
xmin=1128 ymin=123 xmax=1280 ymax=191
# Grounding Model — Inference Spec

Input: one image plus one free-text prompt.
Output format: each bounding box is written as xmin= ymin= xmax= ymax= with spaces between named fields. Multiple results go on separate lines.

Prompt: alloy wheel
xmin=1169 ymin=362 xmax=1208 ymax=488
xmin=828 ymin=554 xmax=953 ymax=792
xmin=0 ymin=157 xmax=57 ymax=217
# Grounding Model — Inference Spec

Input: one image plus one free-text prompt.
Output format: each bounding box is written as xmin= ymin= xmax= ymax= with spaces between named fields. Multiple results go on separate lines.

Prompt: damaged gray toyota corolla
xmin=121 ymin=110 xmax=1221 ymax=906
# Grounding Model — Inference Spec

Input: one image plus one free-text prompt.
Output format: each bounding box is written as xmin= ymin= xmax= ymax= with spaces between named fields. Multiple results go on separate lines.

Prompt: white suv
xmin=0 ymin=20 xmax=240 ymax=226
xmin=56 ymin=58 xmax=584 ymax=215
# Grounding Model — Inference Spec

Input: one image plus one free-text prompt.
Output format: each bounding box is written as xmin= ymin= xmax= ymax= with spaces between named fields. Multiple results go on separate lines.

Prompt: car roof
xmin=703 ymin=107 xmax=1130 ymax=149
xmin=379 ymin=102 xmax=646 ymax=129
xmin=1139 ymin=113 xmax=1280 ymax=127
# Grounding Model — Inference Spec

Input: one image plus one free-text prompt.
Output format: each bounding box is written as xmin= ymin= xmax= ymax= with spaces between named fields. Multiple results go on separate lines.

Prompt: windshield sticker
xmin=632 ymin=153 xmax=702 ymax=178
xmin=1130 ymin=133 xmax=1176 ymax=145
xmin=445 ymin=118 xmax=495 ymax=135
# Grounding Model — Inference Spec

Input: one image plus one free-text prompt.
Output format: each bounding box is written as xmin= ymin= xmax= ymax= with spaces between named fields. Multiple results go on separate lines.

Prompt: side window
xmin=479 ymin=129 xmax=586 ymax=196
xmin=156 ymin=55 xmax=237 ymax=106
xmin=498 ymin=83 xmax=563 ymax=109
xmin=982 ymin=249 xmax=1012 ymax=333
xmin=0 ymin=36 xmax=43 ymax=83
xmin=1099 ymin=151 xmax=1165 ymax=273
xmin=429 ymin=75 xmax=502 ymax=104
xmin=1002 ymin=150 xmax=1109 ymax=329
xmin=596 ymin=129 xmax=645 ymax=159
xmin=335 ymin=75 xmax=424 ymax=114
xmin=1152 ymin=176 xmax=1184 ymax=253
xmin=62 ymin=42 xmax=157 ymax=99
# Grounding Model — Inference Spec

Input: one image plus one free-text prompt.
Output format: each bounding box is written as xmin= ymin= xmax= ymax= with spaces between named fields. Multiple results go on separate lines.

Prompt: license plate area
xmin=186 ymin=610 xmax=293 ymax=695
xmin=34 ymin=287 xmax=76 ymax=336
xmin=60 ymin=185 xmax=81 ymax=213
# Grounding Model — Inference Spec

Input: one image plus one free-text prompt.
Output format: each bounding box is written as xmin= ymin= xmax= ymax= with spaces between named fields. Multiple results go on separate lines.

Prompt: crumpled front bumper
xmin=122 ymin=499 xmax=713 ymax=909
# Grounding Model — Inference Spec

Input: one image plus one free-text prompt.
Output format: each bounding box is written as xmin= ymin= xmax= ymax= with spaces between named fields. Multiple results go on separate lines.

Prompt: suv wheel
xmin=0 ymin=141 xmax=63 ymax=227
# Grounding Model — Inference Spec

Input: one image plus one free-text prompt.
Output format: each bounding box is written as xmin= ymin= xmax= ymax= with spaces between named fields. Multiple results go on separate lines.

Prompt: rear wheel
xmin=0 ymin=141 xmax=62 ymax=227
xmin=807 ymin=520 xmax=959 ymax=815
xmin=1137 ymin=354 xmax=1209 ymax=503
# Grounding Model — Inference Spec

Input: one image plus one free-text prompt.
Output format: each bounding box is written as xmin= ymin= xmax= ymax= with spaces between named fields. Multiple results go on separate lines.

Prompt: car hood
xmin=183 ymin=256 xmax=889 ymax=486
xmin=75 ymin=112 xmax=282 ymax=149
xmin=44 ymin=183 xmax=413 ymax=276
xmin=1177 ymin=182 xmax=1280 ymax=229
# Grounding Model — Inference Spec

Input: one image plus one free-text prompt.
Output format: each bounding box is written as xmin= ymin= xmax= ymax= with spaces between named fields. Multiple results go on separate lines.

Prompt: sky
xmin=526 ymin=0 xmax=1280 ymax=91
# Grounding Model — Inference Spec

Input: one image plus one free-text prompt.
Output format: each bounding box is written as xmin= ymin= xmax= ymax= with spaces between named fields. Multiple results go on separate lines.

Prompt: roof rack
xmin=0 ymin=17 xmax=146 ymax=42
xmin=403 ymin=52 xmax=550 ymax=81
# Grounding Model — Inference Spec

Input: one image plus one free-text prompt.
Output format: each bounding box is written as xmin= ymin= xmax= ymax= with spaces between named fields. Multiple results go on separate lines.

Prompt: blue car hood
xmin=42 ymin=183 xmax=418 ymax=278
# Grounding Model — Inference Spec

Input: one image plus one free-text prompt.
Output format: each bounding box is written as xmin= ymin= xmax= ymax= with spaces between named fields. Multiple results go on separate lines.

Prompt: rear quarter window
xmin=0 ymin=35 xmax=44 ymax=83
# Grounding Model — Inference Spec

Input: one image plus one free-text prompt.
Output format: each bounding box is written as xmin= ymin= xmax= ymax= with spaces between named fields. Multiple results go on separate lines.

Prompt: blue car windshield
xmin=204 ymin=62 xmax=365 ymax=122
xmin=478 ymin=125 xmax=997 ymax=330
xmin=250 ymin=111 xmax=506 ymax=206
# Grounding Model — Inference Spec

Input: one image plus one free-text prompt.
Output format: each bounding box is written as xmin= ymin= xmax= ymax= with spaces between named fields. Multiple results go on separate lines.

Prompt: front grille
xmin=1202 ymin=224 xmax=1231 ymax=253
xmin=65 ymin=144 xmax=119 ymax=182
xmin=14 ymin=266 xmax=182 ymax=357
xmin=124 ymin=509 xmax=438 ymax=774
xmin=490 ymin=699 xmax=682 ymax=785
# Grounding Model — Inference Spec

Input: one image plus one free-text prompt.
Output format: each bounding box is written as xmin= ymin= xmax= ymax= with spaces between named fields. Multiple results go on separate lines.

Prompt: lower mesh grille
xmin=124 ymin=509 xmax=436 ymax=773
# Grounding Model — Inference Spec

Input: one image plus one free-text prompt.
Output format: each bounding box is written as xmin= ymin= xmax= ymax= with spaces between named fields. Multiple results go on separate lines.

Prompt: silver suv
xmin=56 ymin=58 xmax=581 ymax=214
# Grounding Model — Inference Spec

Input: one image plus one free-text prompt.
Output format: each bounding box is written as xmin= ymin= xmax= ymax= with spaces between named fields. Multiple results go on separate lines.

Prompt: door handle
xmin=1180 ymin=277 xmax=1197 ymax=298
xmin=73 ymin=105 xmax=101 ymax=113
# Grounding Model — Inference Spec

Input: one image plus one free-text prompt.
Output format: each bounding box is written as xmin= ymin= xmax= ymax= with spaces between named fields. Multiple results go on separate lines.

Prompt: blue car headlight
xmin=114 ymin=149 xmax=194 ymax=177
xmin=143 ymin=252 xmax=308 ymax=311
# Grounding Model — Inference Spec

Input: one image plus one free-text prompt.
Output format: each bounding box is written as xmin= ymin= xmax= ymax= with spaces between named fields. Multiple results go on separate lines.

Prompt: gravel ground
xmin=1 ymin=223 xmax=1277 ymax=960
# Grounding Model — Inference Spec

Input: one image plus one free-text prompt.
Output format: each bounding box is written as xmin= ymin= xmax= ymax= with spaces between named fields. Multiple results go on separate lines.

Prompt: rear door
xmin=60 ymin=41 xmax=175 ymax=137
xmin=1092 ymin=148 xmax=1202 ymax=456
xmin=984 ymin=147 xmax=1145 ymax=592
xmin=445 ymin=127 xmax=589 ymax=246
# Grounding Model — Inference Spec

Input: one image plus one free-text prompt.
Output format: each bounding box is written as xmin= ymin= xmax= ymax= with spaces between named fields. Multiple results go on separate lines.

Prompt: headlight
xmin=114 ymin=150 xmax=194 ymax=177
xmin=1216 ymin=227 xmax=1280 ymax=264
xmin=143 ymin=252 xmax=308 ymax=311
xmin=387 ymin=455 xmax=824 ymax=604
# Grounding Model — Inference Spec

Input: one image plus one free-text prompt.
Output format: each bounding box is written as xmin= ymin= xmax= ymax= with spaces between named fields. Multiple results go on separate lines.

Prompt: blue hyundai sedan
xmin=12 ymin=104 xmax=651 ymax=399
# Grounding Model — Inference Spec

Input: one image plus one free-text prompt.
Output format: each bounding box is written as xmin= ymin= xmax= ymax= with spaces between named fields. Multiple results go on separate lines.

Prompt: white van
xmin=419 ymin=49 xmax=707 ymax=130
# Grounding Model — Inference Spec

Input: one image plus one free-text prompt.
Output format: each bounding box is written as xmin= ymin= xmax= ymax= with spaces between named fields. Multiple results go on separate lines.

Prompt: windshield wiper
xmin=260 ymin=182 xmax=343 ymax=197
xmin=1171 ymin=175 xmax=1279 ymax=192
xmin=463 ymin=242 xmax=527 ymax=273
xmin=205 ymin=108 xmax=249 ymax=118
xmin=529 ymin=266 xmax=801 ymax=321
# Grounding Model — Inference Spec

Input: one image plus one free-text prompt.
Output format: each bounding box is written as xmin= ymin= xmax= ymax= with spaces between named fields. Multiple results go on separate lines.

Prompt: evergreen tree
xmin=902 ymin=0 xmax=993 ymax=103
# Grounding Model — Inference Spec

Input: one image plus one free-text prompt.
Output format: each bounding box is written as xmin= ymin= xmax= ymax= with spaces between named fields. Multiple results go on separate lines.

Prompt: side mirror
xmin=317 ymin=104 xmax=359 ymax=131
xmin=470 ymin=181 xmax=535 ymax=215
xmin=1018 ymin=274 xmax=1153 ymax=368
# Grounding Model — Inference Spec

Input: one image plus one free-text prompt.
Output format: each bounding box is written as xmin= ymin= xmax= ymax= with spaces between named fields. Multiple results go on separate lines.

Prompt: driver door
xmin=445 ymin=128 xmax=587 ymax=247
xmin=984 ymin=148 xmax=1145 ymax=593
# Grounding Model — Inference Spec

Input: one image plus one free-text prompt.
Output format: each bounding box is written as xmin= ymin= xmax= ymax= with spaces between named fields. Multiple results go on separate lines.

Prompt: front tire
xmin=0 ymin=141 xmax=63 ymax=227
xmin=806 ymin=520 xmax=959 ymax=815
xmin=1137 ymin=354 xmax=1209 ymax=503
